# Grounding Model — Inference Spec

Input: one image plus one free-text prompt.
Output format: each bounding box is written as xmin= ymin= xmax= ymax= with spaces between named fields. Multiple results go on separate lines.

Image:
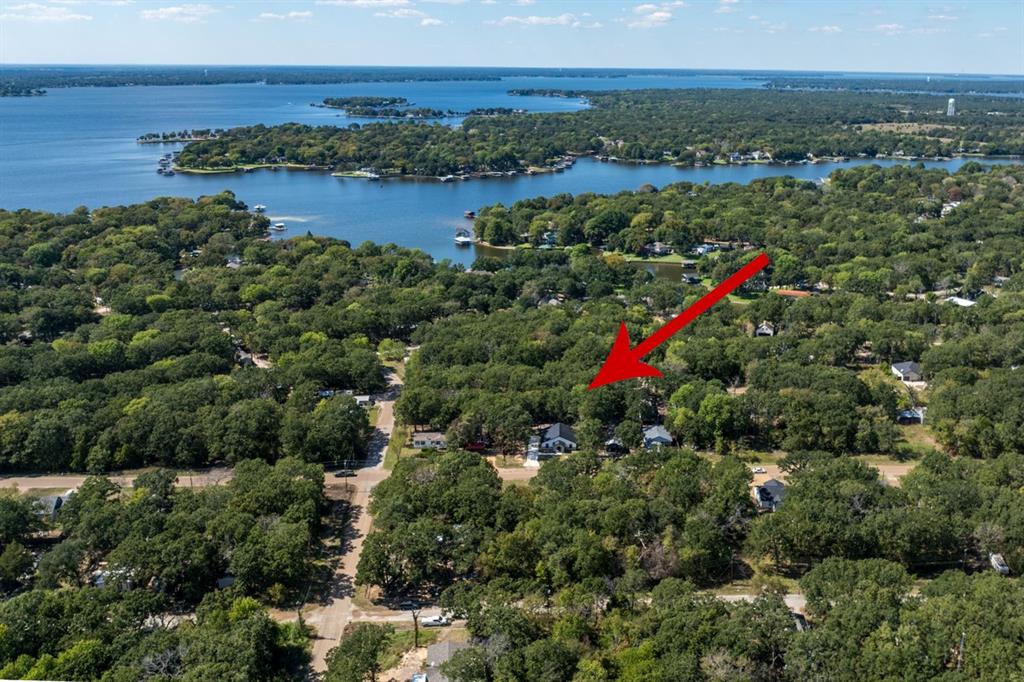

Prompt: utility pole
xmin=956 ymin=631 xmax=966 ymax=672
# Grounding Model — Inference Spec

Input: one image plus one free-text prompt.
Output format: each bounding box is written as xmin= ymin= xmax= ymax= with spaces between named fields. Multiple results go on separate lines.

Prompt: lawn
xmin=379 ymin=628 xmax=440 ymax=670
xmin=383 ymin=425 xmax=416 ymax=470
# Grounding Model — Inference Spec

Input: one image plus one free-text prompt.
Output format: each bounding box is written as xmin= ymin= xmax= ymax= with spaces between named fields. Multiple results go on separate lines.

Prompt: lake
xmin=1 ymin=75 xmax=1019 ymax=267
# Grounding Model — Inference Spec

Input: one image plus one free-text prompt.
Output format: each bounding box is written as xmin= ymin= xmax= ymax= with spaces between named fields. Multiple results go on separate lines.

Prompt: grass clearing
xmin=384 ymin=425 xmax=413 ymax=470
xmin=379 ymin=628 xmax=440 ymax=670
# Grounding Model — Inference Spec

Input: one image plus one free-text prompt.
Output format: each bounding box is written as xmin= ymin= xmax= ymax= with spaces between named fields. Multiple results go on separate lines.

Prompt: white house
xmin=754 ymin=479 xmax=786 ymax=512
xmin=539 ymin=423 xmax=578 ymax=453
xmin=755 ymin=321 xmax=776 ymax=337
xmin=412 ymin=432 xmax=447 ymax=450
xmin=643 ymin=425 xmax=673 ymax=449
xmin=891 ymin=361 xmax=924 ymax=383
xmin=945 ymin=296 xmax=977 ymax=308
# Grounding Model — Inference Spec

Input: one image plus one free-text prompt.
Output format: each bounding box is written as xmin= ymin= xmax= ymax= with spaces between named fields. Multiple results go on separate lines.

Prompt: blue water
xmin=1 ymin=75 xmax=1019 ymax=266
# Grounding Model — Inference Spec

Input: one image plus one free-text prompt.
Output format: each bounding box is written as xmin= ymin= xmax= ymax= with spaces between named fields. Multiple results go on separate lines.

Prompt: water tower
xmin=947 ymin=98 xmax=956 ymax=116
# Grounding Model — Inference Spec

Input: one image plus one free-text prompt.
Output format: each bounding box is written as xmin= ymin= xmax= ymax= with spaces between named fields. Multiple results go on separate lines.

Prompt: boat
xmin=464 ymin=210 xmax=476 ymax=219
xmin=454 ymin=228 xmax=474 ymax=246
xmin=164 ymin=169 xmax=175 ymax=176
xmin=271 ymin=222 xmax=287 ymax=231
xmin=439 ymin=174 xmax=455 ymax=182
xmin=253 ymin=204 xmax=267 ymax=213
xmin=156 ymin=168 xmax=165 ymax=174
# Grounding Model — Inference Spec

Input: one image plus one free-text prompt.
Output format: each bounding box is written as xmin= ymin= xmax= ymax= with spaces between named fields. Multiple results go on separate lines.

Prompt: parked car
xmin=990 ymin=553 xmax=1011 ymax=575
xmin=464 ymin=440 xmax=489 ymax=452
xmin=411 ymin=674 xmax=427 ymax=682
xmin=420 ymin=615 xmax=450 ymax=627
xmin=333 ymin=469 xmax=355 ymax=478
xmin=752 ymin=466 xmax=767 ymax=474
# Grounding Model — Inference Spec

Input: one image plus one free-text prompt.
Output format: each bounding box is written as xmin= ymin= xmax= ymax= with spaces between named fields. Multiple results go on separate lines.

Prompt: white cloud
xmin=256 ymin=10 xmax=312 ymax=21
xmin=141 ymin=4 xmax=217 ymax=22
xmin=375 ymin=7 xmax=444 ymax=24
xmin=872 ymin=23 xmax=903 ymax=35
xmin=808 ymin=25 xmax=841 ymax=33
xmin=628 ymin=2 xmax=679 ymax=29
xmin=714 ymin=0 xmax=736 ymax=13
xmin=492 ymin=12 xmax=575 ymax=25
xmin=927 ymin=14 xmax=958 ymax=21
xmin=0 ymin=2 xmax=92 ymax=21
xmin=316 ymin=0 xmax=410 ymax=6
xmin=512 ymin=0 xmax=535 ymax=5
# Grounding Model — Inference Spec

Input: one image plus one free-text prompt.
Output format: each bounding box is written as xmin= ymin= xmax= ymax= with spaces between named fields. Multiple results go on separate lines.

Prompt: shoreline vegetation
xmin=169 ymin=89 xmax=1024 ymax=179
xmin=137 ymin=128 xmax=225 ymax=144
xmin=316 ymin=95 xmax=526 ymax=119
xmin=166 ymin=150 xmax=1019 ymax=182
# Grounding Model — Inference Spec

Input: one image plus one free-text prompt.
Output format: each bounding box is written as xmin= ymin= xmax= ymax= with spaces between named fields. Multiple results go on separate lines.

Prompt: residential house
xmin=643 ymin=425 xmax=673 ymax=449
xmin=36 ymin=489 xmax=76 ymax=522
xmin=755 ymin=321 xmax=776 ymax=337
xmin=539 ymin=423 xmax=578 ymax=453
xmin=754 ymin=479 xmax=786 ymax=511
xmin=945 ymin=295 xmax=977 ymax=307
xmin=645 ymin=241 xmax=674 ymax=257
xmin=412 ymin=432 xmax=447 ymax=450
xmin=891 ymin=361 xmax=924 ymax=383
xmin=425 ymin=641 xmax=471 ymax=682
xmin=354 ymin=395 xmax=373 ymax=407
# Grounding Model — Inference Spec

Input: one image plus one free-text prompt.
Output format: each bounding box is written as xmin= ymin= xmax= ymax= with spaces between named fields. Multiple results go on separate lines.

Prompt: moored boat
xmin=464 ymin=210 xmax=476 ymax=219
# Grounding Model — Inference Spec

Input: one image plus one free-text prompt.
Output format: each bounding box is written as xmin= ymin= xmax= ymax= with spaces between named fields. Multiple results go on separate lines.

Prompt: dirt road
xmin=303 ymin=370 xmax=403 ymax=673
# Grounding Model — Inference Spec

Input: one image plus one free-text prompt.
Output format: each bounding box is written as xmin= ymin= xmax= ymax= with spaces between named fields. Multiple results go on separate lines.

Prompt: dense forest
xmin=346 ymin=449 xmax=1024 ymax=680
xmin=174 ymin=89 xmax=1024 ymax=176
xmin=2 ymin=163 xmax=1024 ymax=679
xmin=396 ymin=165 xmax=1024 ymax=459
xmin=0 ymin=459 xmax=320 ymax=679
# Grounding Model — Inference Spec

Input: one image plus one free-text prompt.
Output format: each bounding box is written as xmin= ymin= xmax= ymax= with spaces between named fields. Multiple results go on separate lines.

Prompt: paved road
xmin=0 ymin=467 xmax=234 ymax=494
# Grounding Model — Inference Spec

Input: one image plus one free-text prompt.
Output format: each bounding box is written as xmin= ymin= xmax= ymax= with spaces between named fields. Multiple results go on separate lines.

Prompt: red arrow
xmin=588 ymin=251 xmax=771 ymax=389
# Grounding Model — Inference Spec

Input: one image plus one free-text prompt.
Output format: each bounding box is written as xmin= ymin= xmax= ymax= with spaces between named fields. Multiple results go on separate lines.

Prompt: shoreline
xmin=174 ymin=151 xmax=1021 ymax=181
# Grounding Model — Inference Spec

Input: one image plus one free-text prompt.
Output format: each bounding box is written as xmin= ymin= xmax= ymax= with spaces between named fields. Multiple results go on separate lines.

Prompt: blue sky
xmin=1 ymin=0 xmax=1021 ymax=75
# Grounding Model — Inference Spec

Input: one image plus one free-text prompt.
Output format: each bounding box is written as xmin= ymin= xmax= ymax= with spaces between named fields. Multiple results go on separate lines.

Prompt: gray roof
xmin=758 ymin=479 xmax=787 ymax=502
xmin=427 ymin=641 xmax=470 ymax=667
xmin=643 ymin=425 xmax=672 ymax=442
xmin=892 ymin=361 xmax=922 ymax=375
xmin=542 ymin=423 xmax=577 ymax=443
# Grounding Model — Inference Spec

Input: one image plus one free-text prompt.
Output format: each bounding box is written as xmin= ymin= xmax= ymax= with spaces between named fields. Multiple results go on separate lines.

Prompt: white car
xmin=990 ymin=553 xmax=1011 ymax=575
xmin=411 ymin=675 xmax=428 ymax=682
xmin=420 ymin=615 xmax=450 ymax=627
xmin=752 ymin=466 xmax=767 ymax=474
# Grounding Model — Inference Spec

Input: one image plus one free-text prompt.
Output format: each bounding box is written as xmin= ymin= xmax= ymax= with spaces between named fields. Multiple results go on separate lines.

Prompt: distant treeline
xmin=0 ymin=65 xmax=694 ymax=96
xmin=764 ymin=76 xmax=1024 ymax=96
xmin=175 ymin=89 xmax=1024 ymax=176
